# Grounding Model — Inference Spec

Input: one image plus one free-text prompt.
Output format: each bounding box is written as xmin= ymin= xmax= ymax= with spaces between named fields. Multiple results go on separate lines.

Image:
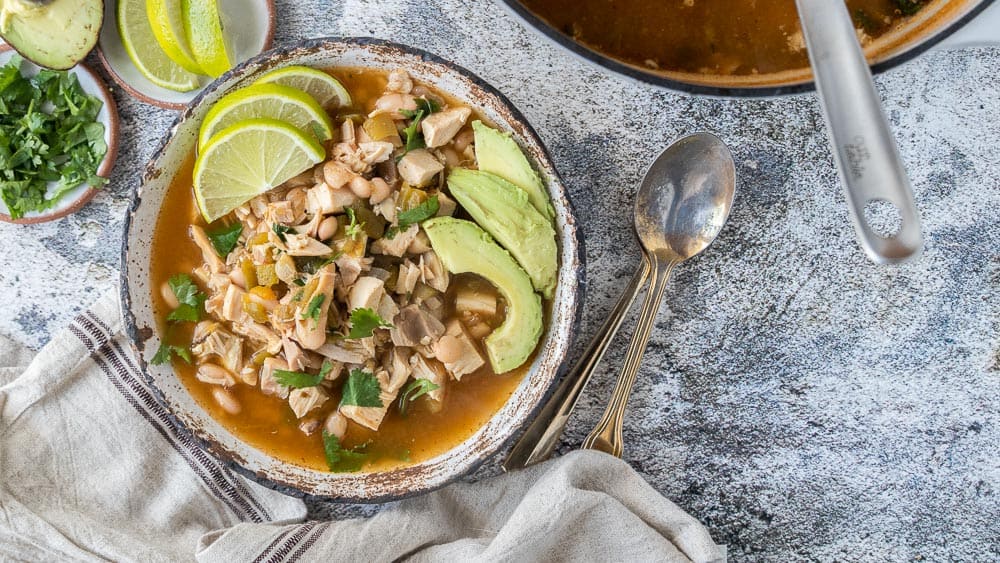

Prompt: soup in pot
xmin=518 ymin=0 xmax=932 ymax=76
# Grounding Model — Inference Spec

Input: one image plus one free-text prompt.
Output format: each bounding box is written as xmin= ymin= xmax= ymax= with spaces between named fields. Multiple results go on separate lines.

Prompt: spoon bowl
xmin=634 ymin=133 xmax=736 ymax=261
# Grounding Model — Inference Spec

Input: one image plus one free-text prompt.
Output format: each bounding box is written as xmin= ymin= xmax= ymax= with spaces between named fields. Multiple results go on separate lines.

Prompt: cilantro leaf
xmin=206 ymin=222 xmax=242 ymax=257
xmin=272 ymin=223 xmax=294 ymax=243
xmin=303 ymin=293 xmax=326 ymax=324
xmin=339 ymin=369 xmax=383 ymax=408
xmin=398 ymin=378 xmax=441 ymax=415
xmin=274 ymin=361 xmax=334 ymax=388
xmin=150 ymin=343 xmax=192 ymax=366
xmin=347 ymin=308 xmax=393 ymax=339
xmin=397 ymin=98 xmax=440 ymax=159
xmin=387 ymin=195 xmax=439 ymax=239
xmin=322 ymin=431 xmax=368 ymax=473
xmin=166 ymin=274 xmax=205 ymax=323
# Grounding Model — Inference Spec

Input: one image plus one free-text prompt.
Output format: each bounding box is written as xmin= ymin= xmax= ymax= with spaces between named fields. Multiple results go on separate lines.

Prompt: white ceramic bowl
xmin=121 ymin=38 xmax=583 ymax=501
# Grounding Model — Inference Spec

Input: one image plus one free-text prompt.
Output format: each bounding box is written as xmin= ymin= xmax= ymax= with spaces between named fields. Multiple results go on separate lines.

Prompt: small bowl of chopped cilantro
xmin=0 ymin=47 xmax=119 ymax=224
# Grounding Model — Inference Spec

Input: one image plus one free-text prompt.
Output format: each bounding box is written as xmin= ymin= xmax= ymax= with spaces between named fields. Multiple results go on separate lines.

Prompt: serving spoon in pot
xmin=504 ymin=133 xmax=735 ymax=469
xmin=794 ymin=0 xmax=922 ymax=263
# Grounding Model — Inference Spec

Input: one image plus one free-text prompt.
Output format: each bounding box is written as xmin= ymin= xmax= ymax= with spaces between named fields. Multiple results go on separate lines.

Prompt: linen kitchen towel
xmin=0 ymin=291 xmax=725 ymax=562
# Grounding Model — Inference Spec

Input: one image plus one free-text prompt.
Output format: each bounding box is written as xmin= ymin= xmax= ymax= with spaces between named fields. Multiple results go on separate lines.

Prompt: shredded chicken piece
xmin=289 ymin=387 xmax=328 ymax=419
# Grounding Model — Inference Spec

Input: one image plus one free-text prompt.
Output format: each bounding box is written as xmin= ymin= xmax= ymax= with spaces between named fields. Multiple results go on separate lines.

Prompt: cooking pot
xmin=498 ymin=0 xmax=999 ymax=96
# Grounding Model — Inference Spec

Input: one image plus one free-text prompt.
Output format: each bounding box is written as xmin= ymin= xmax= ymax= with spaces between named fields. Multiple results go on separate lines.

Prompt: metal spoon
xmin=503 ymin=133 xmax=735 ymax=470
xmin=582 ymin=133 xmax=735 ymax=457
xmin=794 ymin=0 xmax=922 ymax=263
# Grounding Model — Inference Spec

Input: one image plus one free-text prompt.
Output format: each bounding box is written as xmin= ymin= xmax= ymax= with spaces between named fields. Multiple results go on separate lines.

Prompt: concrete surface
xmin=1 ymin=0 xmax=997 ymax=560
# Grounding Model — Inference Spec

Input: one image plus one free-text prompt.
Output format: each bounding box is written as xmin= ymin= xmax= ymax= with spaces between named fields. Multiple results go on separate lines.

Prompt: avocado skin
xmin=0 ymin=0 xmax=103 ymax=70
xmin=472 ymin=120 xmax=555 ymax=221
xmin=447 ymin=168 xmax=558 ymax=300
xmin=423 ymin=217 xmax=543 ymax=374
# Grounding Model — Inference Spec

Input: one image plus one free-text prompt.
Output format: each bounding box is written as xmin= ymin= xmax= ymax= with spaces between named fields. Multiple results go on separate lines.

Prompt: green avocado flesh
xmin=0 ymin=0 xmax=103 ymax=70
xmin=472 ymin=120 xmax=555 ymax=221
xmin=447 ymin=168 xmax=558 ymax=300
xmin=423 ymin=217 xmax=543 ymax=374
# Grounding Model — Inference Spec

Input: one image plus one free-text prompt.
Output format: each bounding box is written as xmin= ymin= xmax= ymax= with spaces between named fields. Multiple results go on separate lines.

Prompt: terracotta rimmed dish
xmin=0 ymin=46 xmax=119 ymax=225
xmin=121 ymin=37 xmax=584 ymax=502
xmin=97 ymin=0 xmax=275 ymax=110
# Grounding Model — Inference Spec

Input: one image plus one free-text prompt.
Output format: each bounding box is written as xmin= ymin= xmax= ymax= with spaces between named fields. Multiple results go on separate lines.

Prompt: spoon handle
xmin=503 ymin=256 xmax=651 ymax=471
xmin=583 ymin=256 xmax=676 ymax=457
xmin=795 ymin=0 xmax=922 ymax=264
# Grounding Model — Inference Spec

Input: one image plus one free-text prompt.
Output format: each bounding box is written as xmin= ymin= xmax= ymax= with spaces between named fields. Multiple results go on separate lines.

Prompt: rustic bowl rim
xmin=119 ymin=36 xmax=586 ymax=503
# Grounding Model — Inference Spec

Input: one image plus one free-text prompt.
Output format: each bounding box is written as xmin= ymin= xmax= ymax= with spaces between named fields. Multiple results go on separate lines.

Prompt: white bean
xmin=212 ymin=387 xmax=242 ymax=415
xmin=452 ymin=128 xmax=474 ymax=153
xmin=435 ymin=335 xmax=463 ymax=363
xmin=369 ymin=178 xmax=392 ymax=204
xmin=324 ymin=411 xmax=347 ymax=439
xmin=349 ymin=176 xmax=373 ymax=198
xmin=161 ymin=281 xmax=180 ymax=309
xmin=318 ymin=216 xmax=339 ymax=241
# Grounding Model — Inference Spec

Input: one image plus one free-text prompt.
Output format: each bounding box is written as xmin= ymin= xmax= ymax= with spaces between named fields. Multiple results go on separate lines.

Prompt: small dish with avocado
xmin=122 ymin=38 xmax=581 ymax=501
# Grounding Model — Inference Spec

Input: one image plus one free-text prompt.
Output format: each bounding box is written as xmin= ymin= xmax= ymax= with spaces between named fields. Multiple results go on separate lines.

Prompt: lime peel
xmin=198 ymin=83 xmax=335 ymax=150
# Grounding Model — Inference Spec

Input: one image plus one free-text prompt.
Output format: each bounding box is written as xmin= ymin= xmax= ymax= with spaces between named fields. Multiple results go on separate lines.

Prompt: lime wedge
xmin=255 ymin=66 xmax=352 ymax=109
xmin=199 ymin=83 xmax=335 ymax=150
xmin=183 ymin=0 xmax=231 ymax=78
xmin=118 ymin=0 xmax=200 ymax=92
xmin=194 ymin=118 xmax=326 ymax=222
xmin=146 ymin=0 xmax=204 ymax=74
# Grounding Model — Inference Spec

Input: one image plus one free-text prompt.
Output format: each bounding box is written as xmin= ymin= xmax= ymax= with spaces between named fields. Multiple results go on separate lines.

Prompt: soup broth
xmin=518 ymin=0 xmax=931 ymax=76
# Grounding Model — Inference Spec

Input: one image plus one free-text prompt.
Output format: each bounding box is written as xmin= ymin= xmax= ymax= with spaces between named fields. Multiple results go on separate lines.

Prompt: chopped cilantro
xmin=303 ymin=293 xmax=326 ymax=324
xmin=893 ymin=0 xmax=926 ymax=15
xmin=206 ymin=222 xmax=242 ymax=257
xmin=150 ymin=343 xmax=192 ymax=365
xmin=272 ymin=223 xmax=294 ymax=243
xmin=344 ymin=207 xmax=364 ymax=239
xmin=397 ymin=98 xmax=440 ymax=159
xmin=273 ymin=361 xmax=334 ymax=388
xmin=297 ymin=253 xmax=342 ymax=275
xmin=339 ymin=369 xmax=383 ymax=408
xmin=0 ymin=57 xmax=108 ymax=220
xmin=347 ymin=308 xmax=393 ymax=339
xmin=387 ymin=195 xmax=439 ymax=238
xmin=165 ymin=274 xmax=205 ymax=322
xmin=398 ymin=378 xmax=440 ymax=415
xmin=322 ymin=431 xmax=368 ymax=473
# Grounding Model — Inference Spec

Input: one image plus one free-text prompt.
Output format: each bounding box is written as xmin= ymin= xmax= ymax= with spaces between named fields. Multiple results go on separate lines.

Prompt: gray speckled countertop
xmin=1 ymin=1 xmax=998 ymax=560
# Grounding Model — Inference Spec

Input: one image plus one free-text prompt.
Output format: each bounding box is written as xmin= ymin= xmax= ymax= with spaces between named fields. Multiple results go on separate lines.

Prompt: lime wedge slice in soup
xmin=183 ymin=0 xmax=231 ymax=77
xmin=118 ymin=0 xmax=200 ymax=92
xmin=255 ymin=66 xmax=352 ymax=109
xmin=194 ymin=118 xmax=326 ymax=222
xmin=146 ymin=0 xmax=205 ymax=74
xmin=198 ymin=83 xmax=335 ymax=150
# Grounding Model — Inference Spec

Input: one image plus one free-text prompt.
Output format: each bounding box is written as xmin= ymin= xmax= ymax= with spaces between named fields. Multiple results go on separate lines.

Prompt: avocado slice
xmin=424 ymin=217 xmax=543 ymax=374
xmin=0 ymin=0 xmax=103 ymax=70
xmin=447 ymin=168 xmax=558 ymax=300
xmin=472 ymin=120 xmax=555 ymax=221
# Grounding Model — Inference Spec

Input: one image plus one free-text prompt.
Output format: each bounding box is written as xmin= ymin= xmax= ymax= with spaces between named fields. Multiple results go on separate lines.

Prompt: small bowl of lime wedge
xmin=98 ymin=0 xmax=275 ymax=109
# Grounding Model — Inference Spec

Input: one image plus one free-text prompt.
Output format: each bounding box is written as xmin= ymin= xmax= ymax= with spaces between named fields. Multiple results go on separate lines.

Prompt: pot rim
xmin=495 ymin=0 xmax=997 ymax=98
xmin=119 ymin=36 xmax=585 ymax=503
